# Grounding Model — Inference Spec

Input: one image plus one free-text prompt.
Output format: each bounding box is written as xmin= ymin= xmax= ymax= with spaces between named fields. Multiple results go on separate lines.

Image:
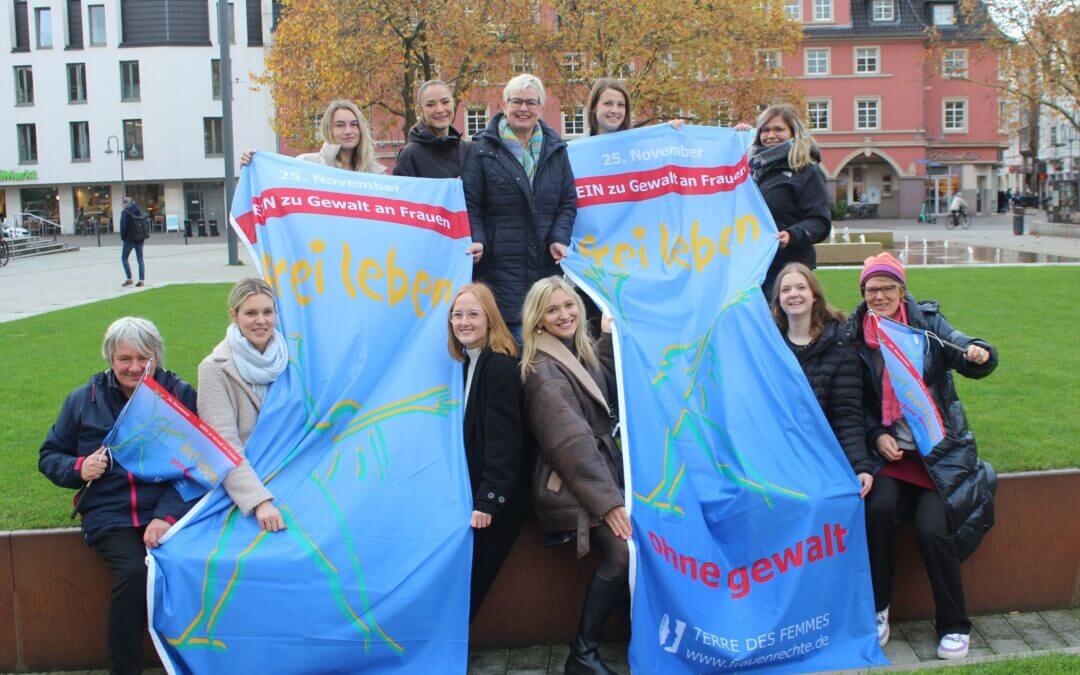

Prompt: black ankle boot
xmin=565 ymin=574 xmax=624 ymax=675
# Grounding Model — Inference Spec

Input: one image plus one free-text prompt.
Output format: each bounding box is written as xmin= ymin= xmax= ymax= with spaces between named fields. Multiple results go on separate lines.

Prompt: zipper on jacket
xmin=127 ymin=472 xmax=140 ymax=527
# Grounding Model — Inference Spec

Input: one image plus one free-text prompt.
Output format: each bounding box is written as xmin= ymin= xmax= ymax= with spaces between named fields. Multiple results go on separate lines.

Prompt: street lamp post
xmin=217 ymin=0 xmax=239 ymax=265
xmin=105 ymin=135 xmax=126 ymax=248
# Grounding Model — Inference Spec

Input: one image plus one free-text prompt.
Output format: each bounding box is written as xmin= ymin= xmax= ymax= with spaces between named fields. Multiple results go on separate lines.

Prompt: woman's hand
xmin=857 ymin=473 xmax=873 ymax=498
xmin=734 ymin=122 xmax=754 ymax=132
xmin=470 ymin=511 xmax=492 ymax=529
xmin=143 ymin=518 xmax=171 ymax=548
xmin=776 ymin=231 xmax=791 ymax=247
xmin=875 ymin=434 xmax=903 ymax=462
xmin=240 ymin=149 xmax=257 ymax=166
xmin=667 ymin=119 xmax=685 ymax=130
xmin=465 ymin=242 xmax=484 ymax=264
xmin=550 ymin=242 xmax=569 ymax=262
xmin=601 ymin=314 xmax=614 ymax=334
xmin=255 ymin=501 xmax=286 ymax=532
xmin=964 ymin=344 xmax=990 ymax=365
xmin=603 ymin=505 xmax=633 ymax=540
xmin=80 ymin=446 xmax=109 ymax=481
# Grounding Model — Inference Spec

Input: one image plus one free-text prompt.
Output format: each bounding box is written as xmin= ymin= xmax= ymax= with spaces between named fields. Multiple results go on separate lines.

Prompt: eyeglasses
xmin=864 ymin=284 xmax=900 ymax=297
xmin=507 ymin=98 xmax=541 ymax=110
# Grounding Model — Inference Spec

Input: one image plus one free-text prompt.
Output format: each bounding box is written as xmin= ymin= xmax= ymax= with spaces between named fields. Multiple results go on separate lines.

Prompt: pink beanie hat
xmin=860 ymin=252 xmax=906 ymax=288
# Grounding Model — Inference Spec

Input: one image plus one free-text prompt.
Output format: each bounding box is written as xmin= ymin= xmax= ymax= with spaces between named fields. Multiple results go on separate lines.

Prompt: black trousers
xmin=90 ymin=527 xmax=147 ymax=675
xmin=865 ymin=474 xmax=970 ymax=637
xmin=470 ymin=499 xmax=527 ymax=623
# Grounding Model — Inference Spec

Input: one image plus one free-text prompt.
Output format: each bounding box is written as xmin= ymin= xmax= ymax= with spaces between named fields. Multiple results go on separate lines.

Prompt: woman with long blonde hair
xmin=241 ymin=99 xmax=384 ymax=173
xmin=447 ymin=283 xmax=528 ymax=622
xmin=520 ymin=276 xmax=627 ymax=674
xmin=746 ymin=103 xmax=831 ymax=297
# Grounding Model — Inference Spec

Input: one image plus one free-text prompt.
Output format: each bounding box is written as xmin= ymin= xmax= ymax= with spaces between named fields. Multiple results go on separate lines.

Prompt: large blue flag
xmin=562 ymin=125 xmax=887 ymax=673
xmin=147 ymin=153 xmax=474 ymax=673
xmin=872 ymin=313 xmax=946 ymax=455
xmin=105 ymin=372 xmax=243 ymax=500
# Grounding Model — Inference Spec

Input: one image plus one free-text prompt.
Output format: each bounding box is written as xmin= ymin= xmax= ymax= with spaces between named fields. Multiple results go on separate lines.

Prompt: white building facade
xmin=2 ymin=0 xmax=278 ymax=234
xmin=1001 ymin=101 xmax=1079 ymax=215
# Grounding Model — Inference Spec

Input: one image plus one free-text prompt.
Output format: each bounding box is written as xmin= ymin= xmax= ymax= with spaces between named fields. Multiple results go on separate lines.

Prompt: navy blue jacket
xmin=462 ymin=114 xmax=577 ymax=324
xmin=39 ymin=368 xmax=198 ymax=543
xmin=119 ymin=201 xmax=144 ymax=242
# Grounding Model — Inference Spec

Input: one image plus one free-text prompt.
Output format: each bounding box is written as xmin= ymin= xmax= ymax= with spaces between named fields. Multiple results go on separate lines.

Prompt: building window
xmin=943 ymin=49 xmax=967 ymax=78
xmin=932 ymin=4 xmax=955 ymax=26
xmin=856 ymin=99 xmax=880 ymax=130
xmin=805 ymin=48 xmax=829 ymax=75
xmin=757 ymin=50 xmax=782 ymax=71
xmin=67 ymin=63 xmax=87 ymax=103
xmin=14 ymin=66 xmax=34 ymax=105
xmin=807 ymin=100 xmax=830 ymax=131
xmin=855 ymin=47 xmax=880 ymax=74
xmin=512 ymin=52 xmax=536 ymax=74
xmin=227 ymin=2 xmax=235 ymax=44
xmin=211 ymin=59 xmax=221 ymax=99
xmin=466 ymin=107 xmax=488 ymax=137
xmin=120 ymin=61 xmax=140 ymax=101
xmin=998 ymin=100 xmax=1008 ymax=133
xmin=813 ymin=0 xmax=832 ymax=21
xmin=561 ymin=52 xmax=584 ymax=80
xmin=204 ymin=117 xmax=224 ymax=156
xmin=36 ymin=7 xmax=53 ymax=47
xmin=564 ymin=105 xmax=585 ymax=136
xmin=68 ymin=0 xmax=85 ymax=48
xmin=88 ymin=4 xmax=106 ymax=45
xmin=872 ymin=0 xmax=894 ymax=21
xmin=71 ymin=121 xmax=91 ymax=160
xmin=17 ymin=124 xmax=38 ymax=163
xmin=14 ymin=0 xmax=30 ymax=51
xmin=120 ymin=0 xmax=211 ymax=46
xmin=123 ymin=119 xmax=144 ymax=159
xmin=881 ymin=173 xmax=893 ymax=196
xmin=783 ymin=0 xmax=801 ymax=20
xmin=943 ymin=99 xmax=967 ymax=132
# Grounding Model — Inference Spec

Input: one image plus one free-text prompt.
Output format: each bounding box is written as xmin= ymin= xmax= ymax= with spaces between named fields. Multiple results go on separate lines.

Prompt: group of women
xmin=41 ymin=73 xmax=997 ymax=675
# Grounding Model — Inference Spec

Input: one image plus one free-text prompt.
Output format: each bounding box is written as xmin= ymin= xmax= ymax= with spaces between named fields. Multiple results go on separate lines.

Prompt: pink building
xmin=779 ymin=0 xmax=1007 ymax=217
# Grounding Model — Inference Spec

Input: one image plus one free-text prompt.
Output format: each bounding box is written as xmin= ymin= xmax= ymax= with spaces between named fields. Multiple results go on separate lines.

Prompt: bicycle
xmin=0 ymin=233 xmax=10 ymax=268
xmin=946 ymin=209 xmax=971 ymax=230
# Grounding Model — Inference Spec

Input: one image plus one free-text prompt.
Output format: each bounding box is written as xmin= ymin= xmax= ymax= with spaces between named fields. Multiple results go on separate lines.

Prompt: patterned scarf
xmin=861 ymin=302 xmax=909 ymax=426
xmin=498 ymin=116 xmax=543 ymax=183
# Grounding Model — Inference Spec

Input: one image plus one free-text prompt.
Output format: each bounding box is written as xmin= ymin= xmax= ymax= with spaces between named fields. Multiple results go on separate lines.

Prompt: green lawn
xmin=894 ymin=652 xmax=1080 ymax=673
xmin=1 ymin=268 xmax=1077 ymax=531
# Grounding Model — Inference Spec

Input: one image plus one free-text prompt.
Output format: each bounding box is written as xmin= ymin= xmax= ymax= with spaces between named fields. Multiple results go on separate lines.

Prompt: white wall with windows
xmin=1 ymin=0 xmax=277 ymax=232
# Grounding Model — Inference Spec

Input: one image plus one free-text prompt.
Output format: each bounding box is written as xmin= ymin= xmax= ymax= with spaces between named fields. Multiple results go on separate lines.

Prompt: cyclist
xmin=948 ymin=193 xmax=969 ymax=226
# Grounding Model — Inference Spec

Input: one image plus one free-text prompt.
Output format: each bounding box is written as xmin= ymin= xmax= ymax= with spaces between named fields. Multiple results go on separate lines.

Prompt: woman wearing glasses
xmin=740 ymin=104 xmax=831 ymax=298
xmin=849 ymin=253 xmax=997 ymax=660
xmin=462 ymin=74 xmax=577 ymax=340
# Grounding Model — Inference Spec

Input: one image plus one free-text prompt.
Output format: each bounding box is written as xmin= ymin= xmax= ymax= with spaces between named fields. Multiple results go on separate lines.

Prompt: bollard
xmin=1012 ymin=207 xmax=1024 ymax=235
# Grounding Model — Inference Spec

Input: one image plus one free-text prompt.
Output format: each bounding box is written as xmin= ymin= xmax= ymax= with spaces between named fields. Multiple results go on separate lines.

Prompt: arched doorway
xmin=833 ymin=151 xmax=903 ymax=218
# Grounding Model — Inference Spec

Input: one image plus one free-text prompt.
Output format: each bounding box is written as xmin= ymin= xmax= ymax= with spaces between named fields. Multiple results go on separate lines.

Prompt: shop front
xmin=73 ymin=185 xmax=113 ymax=234
xmin=20 ymin=187 xmax=60 ymax=228
xmin=923 ymin=147 xmax=1004 ymax=216
xmin=128 ymin=184 xmax=167 ymax=229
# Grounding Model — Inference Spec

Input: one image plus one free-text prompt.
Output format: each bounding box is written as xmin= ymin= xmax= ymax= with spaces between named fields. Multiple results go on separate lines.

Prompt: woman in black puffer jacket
xmin=770 ymin=263 xmax=873 ymax=494
xmin=746 ymin=104 xmax=832 ymax=298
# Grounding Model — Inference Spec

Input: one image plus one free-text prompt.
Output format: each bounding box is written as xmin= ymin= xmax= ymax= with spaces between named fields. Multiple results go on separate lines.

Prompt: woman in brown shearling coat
xmin=520 ymin=276 xmax=630 ymax=675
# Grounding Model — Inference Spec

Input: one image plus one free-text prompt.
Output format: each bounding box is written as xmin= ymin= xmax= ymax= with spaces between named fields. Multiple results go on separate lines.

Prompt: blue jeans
xmin=121 ymin=240 xmax=145 ymax=281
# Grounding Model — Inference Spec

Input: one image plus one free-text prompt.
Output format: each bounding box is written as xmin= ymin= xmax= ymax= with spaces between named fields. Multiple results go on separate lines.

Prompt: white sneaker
xmin=876 ymin=606 xmax=890 ymax=646
xmin=937 ymin=633 xmax=970 ymax=660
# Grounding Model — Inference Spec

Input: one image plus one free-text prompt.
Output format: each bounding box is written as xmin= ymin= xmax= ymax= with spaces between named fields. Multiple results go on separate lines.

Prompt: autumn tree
xmin=258 ymin=0 xmax=541 ymax=149
xmin=929 ymin=0 xmax=1079 ymax=132
xmin=534 ymin=0 xmax=805 ymax=126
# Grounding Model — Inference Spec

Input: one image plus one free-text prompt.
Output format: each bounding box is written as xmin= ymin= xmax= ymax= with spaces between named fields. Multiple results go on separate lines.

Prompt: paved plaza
xmin=2 ymin=214 xmax=1077 ymax=324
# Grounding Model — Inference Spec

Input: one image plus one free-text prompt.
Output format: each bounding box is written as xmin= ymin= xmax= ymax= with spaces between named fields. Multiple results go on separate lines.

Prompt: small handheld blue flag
xmin=872 ymin=314 xmax=946 ymax=455
xmin=104 ymin=374 xmax=244 ymax=500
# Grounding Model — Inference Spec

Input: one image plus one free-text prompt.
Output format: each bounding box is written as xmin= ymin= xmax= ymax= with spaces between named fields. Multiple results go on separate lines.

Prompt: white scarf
xmin=227 ymin=323 xmax=288 ymax=400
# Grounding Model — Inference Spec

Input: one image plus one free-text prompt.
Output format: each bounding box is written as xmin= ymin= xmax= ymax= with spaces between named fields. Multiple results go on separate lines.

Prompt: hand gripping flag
xmin=871 ymin=313 xmax=946 ymax=455
xmin=562 ymin=125 xmax=887 ymax=673
xmin=103 ymin=371 xmax=243 ymax=500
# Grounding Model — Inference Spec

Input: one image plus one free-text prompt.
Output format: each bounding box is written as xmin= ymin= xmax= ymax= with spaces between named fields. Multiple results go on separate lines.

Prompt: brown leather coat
xmin=524 ymin=331 xmax=623 ymax=558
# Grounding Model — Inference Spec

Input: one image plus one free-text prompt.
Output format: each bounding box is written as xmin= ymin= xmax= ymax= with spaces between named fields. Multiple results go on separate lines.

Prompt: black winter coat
xmin=393 ymin=123 xmax=470 ymax=179
xmin=463 ymin=350 xmax=528 ymax=516
xmin=39 ymin=368 xmax=197 ymax=544
xmin=462 ymin=114 xmax=577 ymax=324
xmin=790 ymin=320 xmax=872 ymax=475
xmin=850 ymin=296 xmax=998 ymax=561
xmin=119 ymin=202 xmax=144 ymax=242
xmin=752 ymin=149 xmax=831 ymax=296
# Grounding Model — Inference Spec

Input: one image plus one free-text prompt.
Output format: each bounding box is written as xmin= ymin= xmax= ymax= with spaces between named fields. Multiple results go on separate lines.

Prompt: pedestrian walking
xmin=119 ymin=196 xmax=147 ymax=287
